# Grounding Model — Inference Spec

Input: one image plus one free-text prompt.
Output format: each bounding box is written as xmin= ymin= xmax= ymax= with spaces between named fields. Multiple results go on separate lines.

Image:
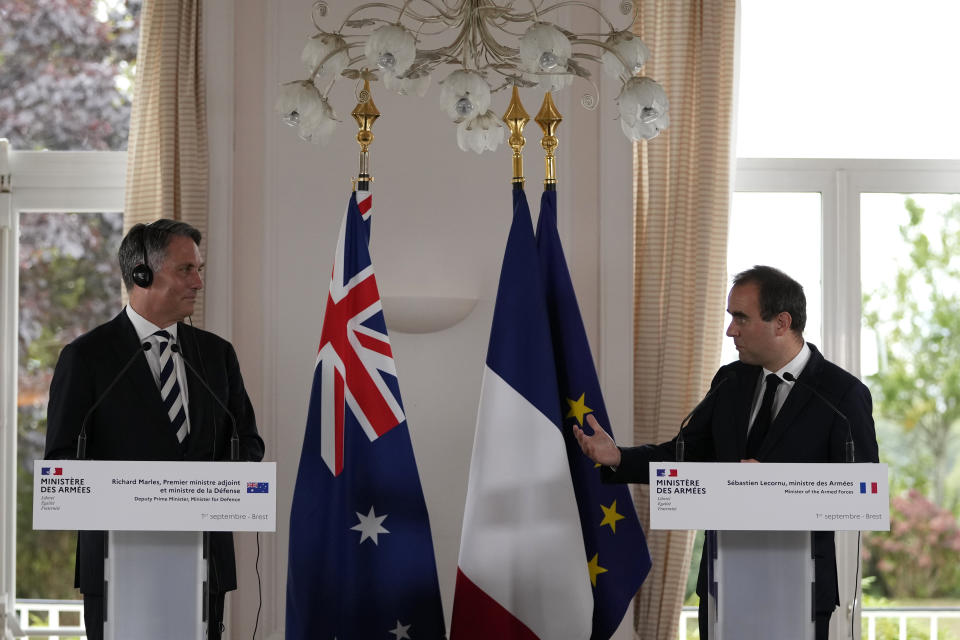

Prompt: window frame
xmin=0 ymin=150 xmax=126 ymax=622
xmin=735 ymin=157 xmax=960 ymax=638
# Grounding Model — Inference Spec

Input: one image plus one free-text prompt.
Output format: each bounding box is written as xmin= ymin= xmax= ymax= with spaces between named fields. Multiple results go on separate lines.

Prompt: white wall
xmin=225 ymin=1 xmax=636 ymax=637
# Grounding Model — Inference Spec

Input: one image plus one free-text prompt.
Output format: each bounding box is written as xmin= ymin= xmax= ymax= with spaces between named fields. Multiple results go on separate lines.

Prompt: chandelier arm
xmin=536 ymin=1 xmax=616 ymax=31
xmin=570 ymin=37 xmax=635 ymax=75
xmin=577 ymin=72 xmax=601 ymax=110
xmin=311 ymin=2 xmax=328 ymax=31
xmin=340 ymin=2 xmax=404 ymax=29
xmin=486 ymin=19 xmax=530 ymax=37
xmin=472 ymin=12 xmax=523 ymax=62
xmin=395 ymin=0 xmax=464 ymax=23
xmin=307 ymin=44 xmax=356 ymax=82
xmin=525 ymin=0 xmax=540 ymax=21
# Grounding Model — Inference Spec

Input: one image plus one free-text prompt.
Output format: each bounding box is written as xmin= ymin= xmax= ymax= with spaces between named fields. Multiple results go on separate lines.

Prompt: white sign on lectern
xmin=33 ymin=460 xmax=276 ymax=531
xmin=649 ymin=462 xmax=889 ymax=531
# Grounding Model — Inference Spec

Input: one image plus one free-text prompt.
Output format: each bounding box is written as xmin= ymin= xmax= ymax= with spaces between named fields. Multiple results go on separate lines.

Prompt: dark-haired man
xmin=574 ymin=265 xmax=879 ymax=640
xmin=45 ymin=219 xmax=265 ymax=640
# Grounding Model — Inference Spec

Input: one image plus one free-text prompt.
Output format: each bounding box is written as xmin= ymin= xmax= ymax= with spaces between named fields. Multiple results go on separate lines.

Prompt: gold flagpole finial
xmin=502 ymin=85 xmax=530 ymax=186
xmin=535 ymin=91 xmax=562 ymax=188
xmin=352 ymin=75 xmax=380 ymax=189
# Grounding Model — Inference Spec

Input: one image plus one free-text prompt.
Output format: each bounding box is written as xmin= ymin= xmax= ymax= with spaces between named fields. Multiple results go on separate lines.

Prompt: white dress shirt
xmin=125 ymin=305 xmax=191 ymax=436
xmin=747 ymin=341 xmax=811 ymax=433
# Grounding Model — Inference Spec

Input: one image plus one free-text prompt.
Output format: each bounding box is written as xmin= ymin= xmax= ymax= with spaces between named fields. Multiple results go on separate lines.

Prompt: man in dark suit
xmin=574 ymin=265 xmax=879 ymax=640
xmin=45 ymin=219 xmax=265 ymax=640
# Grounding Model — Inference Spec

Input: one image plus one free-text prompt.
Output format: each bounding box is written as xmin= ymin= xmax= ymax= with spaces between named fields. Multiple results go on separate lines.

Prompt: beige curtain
xmin=631 ymin=1 xmax=738 ymax=638
xmin=124 ymin=0 xmax=208 ymax=326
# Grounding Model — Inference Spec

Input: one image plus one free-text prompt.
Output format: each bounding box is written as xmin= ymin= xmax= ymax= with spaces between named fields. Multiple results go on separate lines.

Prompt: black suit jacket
xmin=45 ymin=310 xmax=265 ymax=595
xmin=604 ymin=343 xmax=879 ymax=613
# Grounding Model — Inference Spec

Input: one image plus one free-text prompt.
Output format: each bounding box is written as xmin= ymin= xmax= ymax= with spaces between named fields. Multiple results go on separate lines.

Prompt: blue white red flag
xmin=536 ymin=189 xmax=651 ymax=639
xmin=286 ymin=190 xmax=446 ymax=640
xmin=451 ymin=187 xmax=593 ymax=640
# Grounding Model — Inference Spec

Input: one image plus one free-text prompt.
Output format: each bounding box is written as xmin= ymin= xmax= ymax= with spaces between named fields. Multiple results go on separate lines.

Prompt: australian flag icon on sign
xmin=246 ymin=482 xmax=269 ymax=494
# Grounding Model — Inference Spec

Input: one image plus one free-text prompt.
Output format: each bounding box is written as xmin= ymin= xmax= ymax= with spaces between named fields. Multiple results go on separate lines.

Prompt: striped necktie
xmin=153 ymin=330 xmax=187 ymax=443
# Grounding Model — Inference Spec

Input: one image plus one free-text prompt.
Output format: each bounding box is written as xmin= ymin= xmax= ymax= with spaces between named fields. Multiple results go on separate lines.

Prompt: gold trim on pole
xmin=535 ymin=91 xmax=562 ymax=187
xmin=502 ymin=85 xmax=530 ymax=186
xmin=352 ymin=75 xmax=380 ymax=189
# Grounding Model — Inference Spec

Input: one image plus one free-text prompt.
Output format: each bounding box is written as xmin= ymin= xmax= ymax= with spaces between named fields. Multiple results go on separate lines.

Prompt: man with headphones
xmin=45 ymin=219 xmax=265 ymax=640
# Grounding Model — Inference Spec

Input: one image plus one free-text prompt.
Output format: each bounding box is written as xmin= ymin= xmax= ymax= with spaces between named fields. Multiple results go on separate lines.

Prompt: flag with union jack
xmin=286 ymin=190 xmax=446 ymax=640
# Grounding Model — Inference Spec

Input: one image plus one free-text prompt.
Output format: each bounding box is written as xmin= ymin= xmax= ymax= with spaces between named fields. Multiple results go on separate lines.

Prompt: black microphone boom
xmin=170 ymin=343 xmax=240 ymax=461
xmin=76 ymin=342 xmax=152 ymax=459
xmin=676 ymin=372 xmax=736 ymax=462
xmin=782 ymin=372 xmax=855 ymax=463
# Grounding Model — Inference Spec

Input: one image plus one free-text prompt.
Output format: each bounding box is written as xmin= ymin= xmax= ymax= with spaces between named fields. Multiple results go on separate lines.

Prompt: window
xmin=1 ymin=151 xmax=127 ymax=635
xmin=689 ymin=1 xmax=960 ymax=636
xmin=0 ymin=1 xmax=139 ymax=629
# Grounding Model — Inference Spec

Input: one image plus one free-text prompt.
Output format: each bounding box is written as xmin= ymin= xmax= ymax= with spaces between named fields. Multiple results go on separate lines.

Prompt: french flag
xmin=859 ymin=482 xmax=878 ymax=494
xmin=451 ymin=188 xmax=592 ymax=639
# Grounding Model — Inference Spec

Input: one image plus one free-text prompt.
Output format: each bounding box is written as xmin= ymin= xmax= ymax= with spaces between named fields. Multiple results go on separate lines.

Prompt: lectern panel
xmin=104 ymin=530 xmax=205 ymax=640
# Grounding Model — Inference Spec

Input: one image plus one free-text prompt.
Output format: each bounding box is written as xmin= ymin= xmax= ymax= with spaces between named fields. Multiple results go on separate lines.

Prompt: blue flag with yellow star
xmin=535 ymin=188 xmax=652 ymax=639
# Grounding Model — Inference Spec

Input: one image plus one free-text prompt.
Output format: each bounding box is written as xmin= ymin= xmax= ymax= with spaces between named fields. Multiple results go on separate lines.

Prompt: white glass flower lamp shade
xmin=439 ymin=70 xmax=492 ymax=122
xmin=602 ymin=31 xmax=651 ymax=80
xmin=384 ymin=71 xmax=432 ymax=97
xmin=364 ymin=24 xmax=417 ymax=76
xmin=274 ymin=82 xmax=338 ymax=145
xmin=274 ymin=82 xmax=316 ymax=127
xmin=301 ymin=33 xmax=349 ymax=83
xmin=456 ymin=110 xmax=506 ymax=153
xmin=617 ymin=76 xmax=670 ymax=140
xmin=519 ymin=23 xmax=573 ymax=91
xmin=297 ymin=94 xmax=339 ymax=145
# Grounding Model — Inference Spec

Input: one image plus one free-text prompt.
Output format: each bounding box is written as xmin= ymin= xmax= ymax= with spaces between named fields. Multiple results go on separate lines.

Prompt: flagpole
xmin=351 ymin=75 xmax=380 ymax=192
xmin=535 ymin=91 xmax=563 ymax=192
xmin=502 ymin=85 xmax=530 ymax=188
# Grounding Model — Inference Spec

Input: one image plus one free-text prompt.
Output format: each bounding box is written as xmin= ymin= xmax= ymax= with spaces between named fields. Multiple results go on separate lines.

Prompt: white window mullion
xmin=821 ymin=166 xmax=861 ymax=373
xmin=0 ymin=174 xmax=18 ymax=634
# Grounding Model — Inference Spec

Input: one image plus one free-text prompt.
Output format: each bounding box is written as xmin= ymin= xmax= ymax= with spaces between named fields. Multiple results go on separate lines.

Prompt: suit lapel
xmin=110 ymin=311 xmax=167 ymax=417
xmin=758 ymin=345 xmax=825 ymax=458
xmin=733 ymin=367 xmax=761 ymax=457
xmin=178 ymin=323 xmax=211 ymax=458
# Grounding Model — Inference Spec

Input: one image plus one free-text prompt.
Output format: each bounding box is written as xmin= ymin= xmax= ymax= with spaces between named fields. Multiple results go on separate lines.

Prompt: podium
xmin=649 ymin=462 xmax=889 ymax=640
xmin=33 ymin=460 xmax=276 ymax=640
xmin=105 ymin=531 xmax=206 ymax=639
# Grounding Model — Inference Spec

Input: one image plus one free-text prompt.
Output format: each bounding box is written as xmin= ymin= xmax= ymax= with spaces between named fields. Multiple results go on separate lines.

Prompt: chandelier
xmin=275 ymin=0 xmax=669 ymax=153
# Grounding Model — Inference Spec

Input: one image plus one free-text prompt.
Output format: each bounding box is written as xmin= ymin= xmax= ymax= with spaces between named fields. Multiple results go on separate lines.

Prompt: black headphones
xmin=131 ymin=225 xmax=154 ymax=288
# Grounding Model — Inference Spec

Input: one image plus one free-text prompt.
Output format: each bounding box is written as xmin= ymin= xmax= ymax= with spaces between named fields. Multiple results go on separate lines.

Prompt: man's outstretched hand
xmin=572 ymin=414 xmax=622 ymax=467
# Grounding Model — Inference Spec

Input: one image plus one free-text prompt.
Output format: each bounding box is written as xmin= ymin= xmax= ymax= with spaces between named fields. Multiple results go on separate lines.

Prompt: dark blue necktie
xmin=746 ymin=373 xmax=780 ymax=459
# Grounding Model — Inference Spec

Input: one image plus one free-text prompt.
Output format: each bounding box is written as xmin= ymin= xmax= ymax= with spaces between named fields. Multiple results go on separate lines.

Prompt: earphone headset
xmin=131 ymin=224 xmax=154 ymax=288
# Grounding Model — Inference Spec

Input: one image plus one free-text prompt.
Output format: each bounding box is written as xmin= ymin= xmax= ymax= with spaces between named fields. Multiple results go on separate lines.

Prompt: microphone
xmin=676 ymin=372 xmax=736 ymax=462
xmin=170 ymin=342 xmax=240 ymax=461
xmin=782 ymin=372 xmax=855 ymax=463
xmin=77 ymin=342 xmax=152 ymax=459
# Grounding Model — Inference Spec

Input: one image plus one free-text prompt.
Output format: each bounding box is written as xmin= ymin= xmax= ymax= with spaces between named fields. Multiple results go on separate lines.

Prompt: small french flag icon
xmin=859 ymin=482 xmax=878 ymax=494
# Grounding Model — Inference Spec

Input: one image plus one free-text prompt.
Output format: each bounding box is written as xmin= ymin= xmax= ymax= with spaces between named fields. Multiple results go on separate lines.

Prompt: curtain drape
xmin=124 ymin=0 xmax=208 ymax=326
xmin=631 ymin=1 xmax=738 ymax=638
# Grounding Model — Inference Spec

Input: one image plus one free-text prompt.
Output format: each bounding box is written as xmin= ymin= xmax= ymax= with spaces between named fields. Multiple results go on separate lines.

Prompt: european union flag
xmin=536 ymin=189 xmax=652 ymax=639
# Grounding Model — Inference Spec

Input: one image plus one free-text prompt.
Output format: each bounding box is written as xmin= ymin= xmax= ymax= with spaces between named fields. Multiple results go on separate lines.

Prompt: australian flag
xmin=286 ymin=190 xmax=446 ymax=640
xmin=536 ymin=189 xmax=651 ymax=638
